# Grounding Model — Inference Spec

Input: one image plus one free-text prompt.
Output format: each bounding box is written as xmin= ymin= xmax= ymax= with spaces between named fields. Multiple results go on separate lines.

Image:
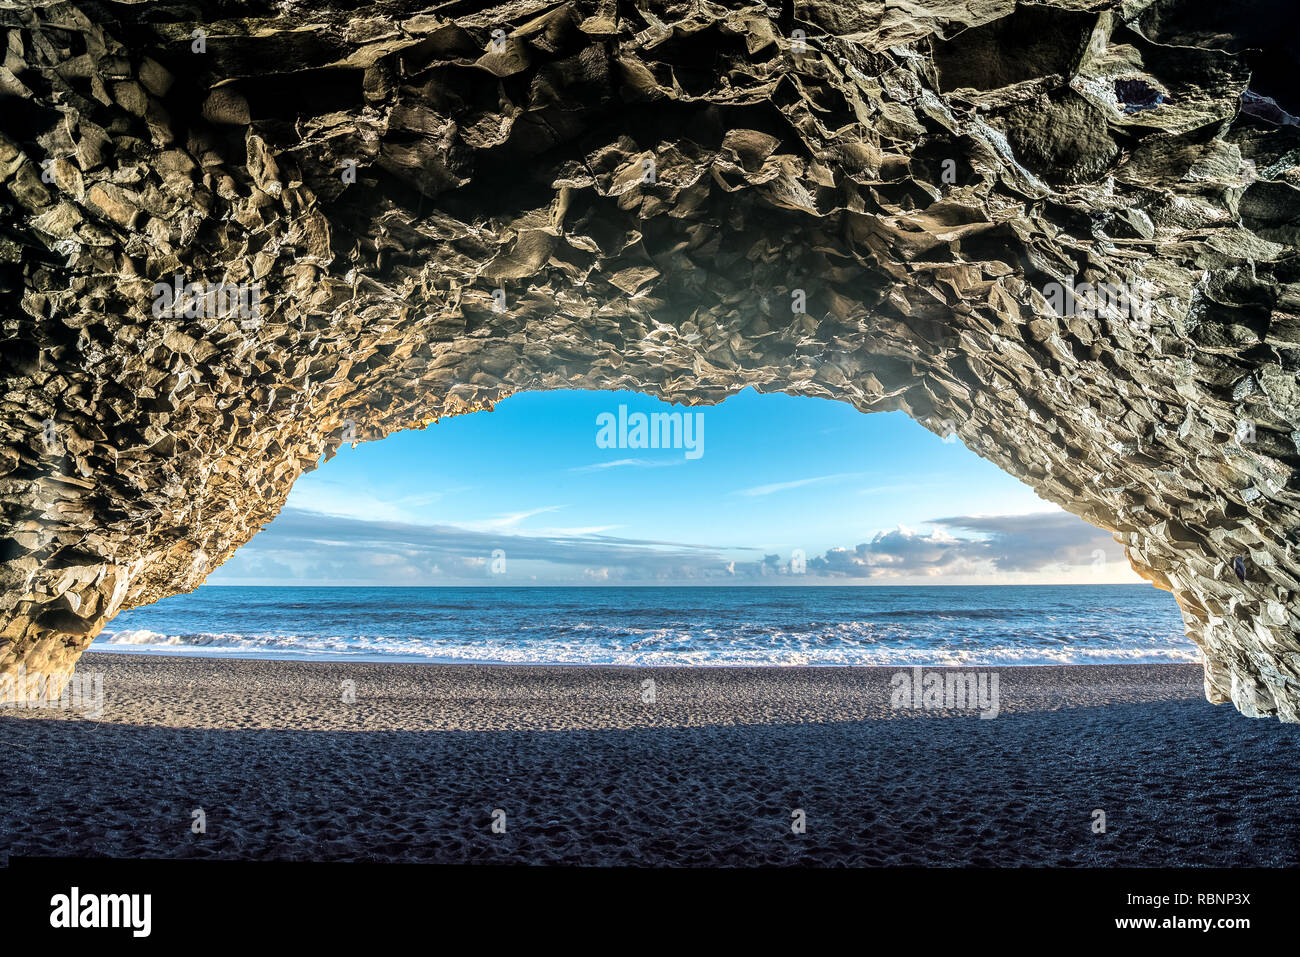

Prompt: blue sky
xmin=209 ymin=388 xmax=1141 ymax=586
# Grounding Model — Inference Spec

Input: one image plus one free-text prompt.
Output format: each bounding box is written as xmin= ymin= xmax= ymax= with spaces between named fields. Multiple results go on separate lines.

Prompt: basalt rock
xmin=1 ymin=1 xmax=1298 ymax=717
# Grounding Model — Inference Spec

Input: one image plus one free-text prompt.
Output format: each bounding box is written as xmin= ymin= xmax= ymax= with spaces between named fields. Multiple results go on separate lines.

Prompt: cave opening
xmin=86 ymin=388 xmax=1192 ymax=669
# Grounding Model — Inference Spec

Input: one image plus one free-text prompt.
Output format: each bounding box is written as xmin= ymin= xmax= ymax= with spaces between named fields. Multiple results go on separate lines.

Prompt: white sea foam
xmin=95 ymin=623 xmax=1202 ymax=667
xmin=105 ymin=629 xmax=181 ymax=645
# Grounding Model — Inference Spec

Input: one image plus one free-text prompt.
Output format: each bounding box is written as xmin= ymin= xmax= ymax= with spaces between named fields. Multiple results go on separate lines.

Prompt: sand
xmin=3 ymin=653 xmax=1299 ymax=866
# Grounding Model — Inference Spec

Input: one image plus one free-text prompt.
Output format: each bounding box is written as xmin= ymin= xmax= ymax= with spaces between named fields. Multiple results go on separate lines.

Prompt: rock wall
xmin=2 ymin=0 xmax=1298 ymax=717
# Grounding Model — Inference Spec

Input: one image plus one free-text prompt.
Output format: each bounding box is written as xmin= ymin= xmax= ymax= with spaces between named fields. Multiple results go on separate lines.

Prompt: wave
xmin=95 ymin=625 xmax=1201 ymax=667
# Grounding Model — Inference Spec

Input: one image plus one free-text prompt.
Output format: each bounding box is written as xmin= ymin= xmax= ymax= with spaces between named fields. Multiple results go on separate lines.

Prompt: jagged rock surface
xmin=1 ymin=0 xmax=1298 ymax=717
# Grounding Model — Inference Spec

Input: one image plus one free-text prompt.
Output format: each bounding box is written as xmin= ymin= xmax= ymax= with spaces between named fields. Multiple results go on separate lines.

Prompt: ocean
xmin=92 ymin=584 xmax=1198 ymax=667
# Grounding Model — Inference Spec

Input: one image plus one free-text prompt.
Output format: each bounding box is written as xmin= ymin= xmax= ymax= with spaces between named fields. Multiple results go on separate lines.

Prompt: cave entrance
xmin=87 ymin=389 xmax=1191 ymax=669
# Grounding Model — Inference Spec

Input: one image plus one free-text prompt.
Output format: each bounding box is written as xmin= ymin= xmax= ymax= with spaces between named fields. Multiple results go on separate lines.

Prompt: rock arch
xmin=2 ymin=0 xmax=1298 ymax=718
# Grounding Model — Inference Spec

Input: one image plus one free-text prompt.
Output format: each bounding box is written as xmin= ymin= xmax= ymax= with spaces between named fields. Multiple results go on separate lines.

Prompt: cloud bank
xmin=209 ymin=507 xmax=1131 ymax=585
xmin=803 ymin=512 xmax=1123 ymax=578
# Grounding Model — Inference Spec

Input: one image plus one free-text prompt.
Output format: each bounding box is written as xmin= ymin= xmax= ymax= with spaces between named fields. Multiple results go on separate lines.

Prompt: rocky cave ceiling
xmin=1 ymin=0 xmax=1299 ymax=718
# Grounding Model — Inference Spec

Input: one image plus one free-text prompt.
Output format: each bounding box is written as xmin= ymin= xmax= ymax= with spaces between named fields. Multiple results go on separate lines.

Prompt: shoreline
xmin=84 ymin=646 xmax=1205 ymax=668
xmin=4 ymin=654 xmax=1299 ymax=865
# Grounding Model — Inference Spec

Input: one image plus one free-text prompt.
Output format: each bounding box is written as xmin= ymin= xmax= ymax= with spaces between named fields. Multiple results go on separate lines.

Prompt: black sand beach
xmin=3 ymin=654 xmax=1299 ymax=866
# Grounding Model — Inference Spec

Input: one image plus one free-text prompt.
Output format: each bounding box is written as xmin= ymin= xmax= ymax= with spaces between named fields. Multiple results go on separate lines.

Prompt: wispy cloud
xmin=858 ymin=482 xmax=938 ymax=496
xmin=458 ymin=505 xmax=566 ymax=531
xmin=569 ymin=458 xmax=686 ymax=472
xmin=284 ymin=482 xmax=436 ymax=524
xmin=532 ymin=525 xmax=623 ymax=536
xmin=734 ymin=472 xmax=867 ymax=497
xmin=284 ymin=482 xmax=469 ymax=523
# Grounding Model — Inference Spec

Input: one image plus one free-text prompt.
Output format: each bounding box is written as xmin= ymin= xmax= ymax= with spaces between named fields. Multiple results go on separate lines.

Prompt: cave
xmin=1 ymin=0 xmax=1298 ymax=721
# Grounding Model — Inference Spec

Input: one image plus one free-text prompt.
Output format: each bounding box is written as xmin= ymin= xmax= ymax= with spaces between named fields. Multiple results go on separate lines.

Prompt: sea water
xmin=93 ymin=584 xmax=1197 ymax=667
